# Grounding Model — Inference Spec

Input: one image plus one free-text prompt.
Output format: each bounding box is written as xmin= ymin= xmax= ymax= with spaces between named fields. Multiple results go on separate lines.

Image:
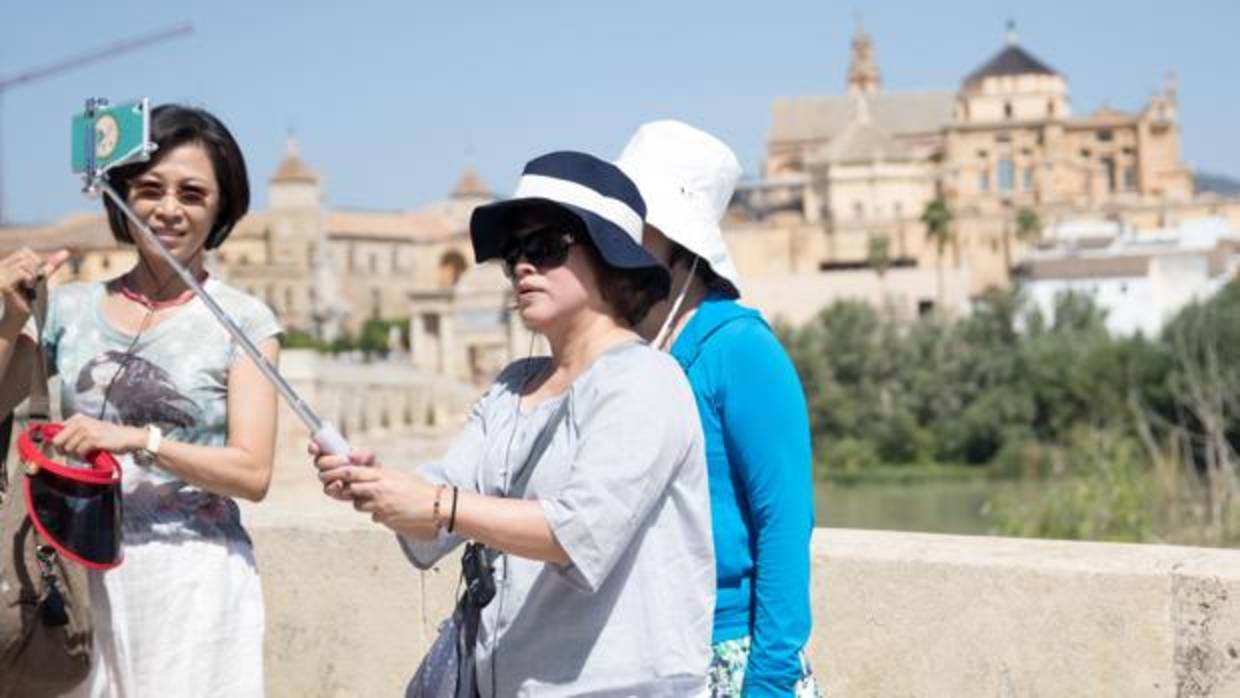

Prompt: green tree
xmin=330 ymin=330 xmax=356 ymax=355
xmin=282 ymin=329 xmax=328 ymax=352
xmin=1015 ymin=207 xmax=1042 ymax=244
xmin=866 ymin=233 xmax=893 ymax=309
xmin=359 ymin=319 xmax=392 ymax=357
xmin=1002 ymin=206 xmax=1043 ymax=272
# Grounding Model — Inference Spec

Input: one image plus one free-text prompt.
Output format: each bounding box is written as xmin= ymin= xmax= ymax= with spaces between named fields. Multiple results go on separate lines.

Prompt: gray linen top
xmin=401 ymin=341 xmax=715 ymax=697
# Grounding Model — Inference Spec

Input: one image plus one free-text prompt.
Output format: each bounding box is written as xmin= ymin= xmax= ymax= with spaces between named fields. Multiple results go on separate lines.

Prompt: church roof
xmin=810 ymin=98 xmax=910 ymax=165
xmin=270 ymin=154 xmax=319 ymax=184
xmin=451 ymin=168 xmax=491 ymax=198
xmin=270 ymin=137 xmax=320 ymax=184
xmin=964 ymin=44 xmax=1058 ymax=86
xmin=1068 ymin=106 xmax=1135 ymax=128
xmin=769 ymin=90 xmax=955 ymax=145
xmin=816 ymin=121 xmax=909 ymax=165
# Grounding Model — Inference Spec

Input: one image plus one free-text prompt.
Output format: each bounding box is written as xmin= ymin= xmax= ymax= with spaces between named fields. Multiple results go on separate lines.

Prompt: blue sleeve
xmin=715 ymin=320 xmax=814 ymax=697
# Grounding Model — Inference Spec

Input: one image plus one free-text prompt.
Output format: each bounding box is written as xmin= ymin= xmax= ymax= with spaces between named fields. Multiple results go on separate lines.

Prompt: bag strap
xmin=27 ymin=279 xmax=51 ymax=423
xmin=468 ymin=394 xmax=570 ymax=574
xmin=0 ymin=413 xmax=12 ymax=497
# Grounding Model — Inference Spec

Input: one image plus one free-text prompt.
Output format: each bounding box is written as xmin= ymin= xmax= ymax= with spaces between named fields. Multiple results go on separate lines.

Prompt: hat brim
xmin=470 ymin=198 xmax=670 ymax=297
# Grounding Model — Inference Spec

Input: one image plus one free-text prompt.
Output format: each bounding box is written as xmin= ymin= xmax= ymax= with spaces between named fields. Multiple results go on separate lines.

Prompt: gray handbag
xmin=406 ymin=396 xmax=569 ymax=698
xmin=404 ymin=597 xmax=473 ymax=698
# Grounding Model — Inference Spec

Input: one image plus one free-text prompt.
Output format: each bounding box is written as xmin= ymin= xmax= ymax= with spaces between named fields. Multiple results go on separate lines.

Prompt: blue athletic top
xmin=670 ymin=293 xmax=815 ymax=697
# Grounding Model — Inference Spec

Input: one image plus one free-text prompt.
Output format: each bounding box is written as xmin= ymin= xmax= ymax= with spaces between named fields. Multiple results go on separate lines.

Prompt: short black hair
xmin=669 ymin=242 xmax=735 ymax=296
xmin=103 ymin=104 xmax=250 ymax=250
xmin=502 ymin=202 xmax=665 ymax=327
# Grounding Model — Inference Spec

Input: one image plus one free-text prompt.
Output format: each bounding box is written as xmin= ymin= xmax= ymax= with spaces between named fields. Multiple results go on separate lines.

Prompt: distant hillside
xmin=1195 ymin=172 xmax=1240 ymax=196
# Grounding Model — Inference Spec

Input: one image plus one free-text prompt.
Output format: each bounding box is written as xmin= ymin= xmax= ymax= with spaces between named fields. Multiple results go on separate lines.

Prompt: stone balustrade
xmin=246 ymin=514 xmax=1240 ymax=697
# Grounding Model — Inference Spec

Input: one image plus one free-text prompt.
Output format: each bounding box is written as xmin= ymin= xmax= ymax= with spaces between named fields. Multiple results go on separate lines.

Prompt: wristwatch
xmin=134 ymin=425 xmax=163 ymax=467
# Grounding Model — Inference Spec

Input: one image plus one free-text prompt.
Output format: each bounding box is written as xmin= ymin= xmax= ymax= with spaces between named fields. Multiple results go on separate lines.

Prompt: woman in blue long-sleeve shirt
xmin=618 ymin=120 xmax=820 ymax=697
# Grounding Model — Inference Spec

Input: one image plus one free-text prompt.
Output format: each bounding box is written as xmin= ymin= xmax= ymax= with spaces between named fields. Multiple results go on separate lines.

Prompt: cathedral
xmin=722 ymin=22 xmax=1235 ymax=317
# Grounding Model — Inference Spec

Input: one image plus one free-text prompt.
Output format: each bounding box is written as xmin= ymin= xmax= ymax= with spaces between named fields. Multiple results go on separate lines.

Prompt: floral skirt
xmin=708 ymin=636 xmax=822 ymax=697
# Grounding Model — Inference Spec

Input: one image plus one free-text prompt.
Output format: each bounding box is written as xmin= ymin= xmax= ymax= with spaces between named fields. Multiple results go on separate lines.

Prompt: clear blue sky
xmin=2 ymin=1 xmax=1236 ymax=224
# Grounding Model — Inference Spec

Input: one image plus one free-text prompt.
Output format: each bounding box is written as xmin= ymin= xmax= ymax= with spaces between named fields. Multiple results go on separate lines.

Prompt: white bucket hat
xmin=615 ymin=120 xmax=743 ymax=298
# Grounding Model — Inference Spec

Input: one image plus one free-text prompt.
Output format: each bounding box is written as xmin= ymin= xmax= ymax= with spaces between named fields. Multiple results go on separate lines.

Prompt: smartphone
xmin=70 ymin=98 xmax=155 ymax=174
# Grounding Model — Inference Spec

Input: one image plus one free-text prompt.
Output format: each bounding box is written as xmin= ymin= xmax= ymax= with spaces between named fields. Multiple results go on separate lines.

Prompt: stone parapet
xmin=249 ymin=520 xmax=1240 ymax=697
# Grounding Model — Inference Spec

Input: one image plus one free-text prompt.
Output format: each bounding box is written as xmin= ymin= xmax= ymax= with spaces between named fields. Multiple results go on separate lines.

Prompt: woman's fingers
xmin=1 ymin=248 xmax=66 ymax=294
xmin=318 ymin=464 xmax=381 ymax=485
xmin=322 ymin=481 xmax=352 ymax=500
xmin=41 ymin=249 xmax=71 ymax=277
xmin=314 ymin=453 xmax=349 ymax=471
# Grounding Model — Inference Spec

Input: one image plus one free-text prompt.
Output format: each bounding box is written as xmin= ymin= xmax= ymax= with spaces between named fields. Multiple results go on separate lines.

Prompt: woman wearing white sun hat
xmin=618 ymin=120 xmax=820 ymax=697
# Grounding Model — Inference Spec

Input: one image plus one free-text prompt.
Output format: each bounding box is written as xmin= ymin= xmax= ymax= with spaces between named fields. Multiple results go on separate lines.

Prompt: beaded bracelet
xmin=431 ymin=484 xmax=448 ymax=530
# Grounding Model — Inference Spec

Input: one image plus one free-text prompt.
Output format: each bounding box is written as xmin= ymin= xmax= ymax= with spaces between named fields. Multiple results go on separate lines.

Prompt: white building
xmin=1018 ymin=217 xmax=1240 ymax=336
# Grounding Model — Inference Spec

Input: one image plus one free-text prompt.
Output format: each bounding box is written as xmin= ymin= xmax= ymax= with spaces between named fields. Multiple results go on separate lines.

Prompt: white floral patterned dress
xmin=44 ymin=279 xmax=281 ymax=698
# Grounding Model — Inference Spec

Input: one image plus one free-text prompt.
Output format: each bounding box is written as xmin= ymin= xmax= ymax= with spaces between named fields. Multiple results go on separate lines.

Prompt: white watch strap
xmin=145 ymin=424 xmax=163 ymax=455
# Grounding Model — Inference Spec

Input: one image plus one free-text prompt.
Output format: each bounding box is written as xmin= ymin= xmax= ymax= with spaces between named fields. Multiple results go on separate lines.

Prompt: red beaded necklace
xmin=117 ymin=271 xmax=208 ymax=311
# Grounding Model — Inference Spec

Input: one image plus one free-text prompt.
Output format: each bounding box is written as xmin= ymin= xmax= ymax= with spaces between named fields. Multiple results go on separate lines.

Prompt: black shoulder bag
xmin=406 ymin=396 xmax=570 ymax=698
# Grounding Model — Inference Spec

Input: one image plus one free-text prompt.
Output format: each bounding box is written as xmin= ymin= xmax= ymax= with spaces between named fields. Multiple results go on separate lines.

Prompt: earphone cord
xmin=95 ymin=247 xmax=203 ymax=423
xmin=491 ymin=330 xmax=540 ymax=697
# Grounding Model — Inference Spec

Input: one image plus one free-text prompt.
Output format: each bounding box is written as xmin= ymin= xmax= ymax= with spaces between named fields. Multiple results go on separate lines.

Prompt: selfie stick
xmin=78 ymin=99 xmax=351 ymax=456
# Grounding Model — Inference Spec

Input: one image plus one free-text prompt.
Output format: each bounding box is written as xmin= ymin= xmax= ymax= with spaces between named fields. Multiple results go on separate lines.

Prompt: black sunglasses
xmin=500 ymin=226 xmax=576 ymax=276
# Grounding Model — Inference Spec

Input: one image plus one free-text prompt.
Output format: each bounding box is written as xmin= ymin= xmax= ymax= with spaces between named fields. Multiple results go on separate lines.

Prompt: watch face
xmin=133 ymin=449 xmax=155 ymax=467
xmin=95 ymin=115 xmax=120 ymax=159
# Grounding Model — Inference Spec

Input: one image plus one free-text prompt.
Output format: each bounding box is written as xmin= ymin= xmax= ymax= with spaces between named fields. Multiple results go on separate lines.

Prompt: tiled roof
xmin=769 ymin=90 xmax=956 ymax=144
xmin=1020 ymin=255 xmax=1149 ymax=280
xmin=452 ymin=168 xmax=491 ymax=198
xmin=325 ymin=209 xmax=457 ymax=242
xmin=0 ymin=213 xmax=115 ymax=253
xmin=1067 ymin=107 xmax=1136 ymax=128
xmin=817 ymin=123 xmax=908 ymax=165
xmin=270 ymin=154 xmax=319 ymax=184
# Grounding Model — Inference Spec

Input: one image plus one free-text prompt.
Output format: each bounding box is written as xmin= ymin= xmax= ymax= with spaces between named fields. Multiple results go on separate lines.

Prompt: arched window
xmin=437 ymin=250 xmax=468 ymax=288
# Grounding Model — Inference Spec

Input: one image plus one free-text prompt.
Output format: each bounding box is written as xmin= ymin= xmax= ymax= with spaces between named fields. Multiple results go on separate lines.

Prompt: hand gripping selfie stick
xmin=74 ymin=97 xmax=351 ymax=456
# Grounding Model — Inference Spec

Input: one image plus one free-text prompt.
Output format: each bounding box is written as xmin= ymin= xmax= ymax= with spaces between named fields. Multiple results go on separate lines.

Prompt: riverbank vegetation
xmin=781 ymin=281 xmax=1240 ymax=546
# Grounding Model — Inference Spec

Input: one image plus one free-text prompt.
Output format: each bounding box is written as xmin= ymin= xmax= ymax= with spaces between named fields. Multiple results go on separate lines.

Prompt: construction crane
xmin=0 ymin=22 xmax=193 ymax=225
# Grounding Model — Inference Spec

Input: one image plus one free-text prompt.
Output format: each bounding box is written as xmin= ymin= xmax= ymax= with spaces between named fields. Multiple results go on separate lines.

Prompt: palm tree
xmin=866 ymin=233 xmax=893 ymax=310
xmin=920 ymin=197 xmax=954 ymax=311
xmin=1015 ymin=207 xmax=1042 ymax=244
xmin=1003 ymin=206 xmax=1042 ymax=273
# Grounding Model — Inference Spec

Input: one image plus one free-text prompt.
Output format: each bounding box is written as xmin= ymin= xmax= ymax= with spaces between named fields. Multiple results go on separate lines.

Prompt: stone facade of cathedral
xmin=721 ymin=23 xmax=1240 ymax=324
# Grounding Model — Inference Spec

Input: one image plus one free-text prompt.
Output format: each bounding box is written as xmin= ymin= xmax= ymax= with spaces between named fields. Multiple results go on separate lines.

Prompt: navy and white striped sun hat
xmin=469 ymin=151 xmax=670 ymax=296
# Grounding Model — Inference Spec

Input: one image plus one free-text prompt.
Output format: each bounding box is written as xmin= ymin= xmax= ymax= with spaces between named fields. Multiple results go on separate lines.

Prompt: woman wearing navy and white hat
xmin=314 ymin=151 xmax=715 ymax=696
xmin=618 ymin=121 xmax=820 ymax=697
